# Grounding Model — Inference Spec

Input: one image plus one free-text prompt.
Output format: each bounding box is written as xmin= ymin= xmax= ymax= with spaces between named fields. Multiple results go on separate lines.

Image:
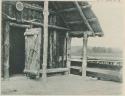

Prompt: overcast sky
xmin=72 ymin=1 xmax=124 ymax=50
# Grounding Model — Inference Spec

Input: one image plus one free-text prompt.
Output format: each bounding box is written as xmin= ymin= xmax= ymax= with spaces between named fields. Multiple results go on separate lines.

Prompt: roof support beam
xmin=65 ymin=18 xmax=97 ymax=25
xmin=74 ymin=2 xmax=94 ymax=35
xmin=69 ymin=31 xmax=93 ymax=37
xmin=3 ymin=13 xmax=70 ymax=31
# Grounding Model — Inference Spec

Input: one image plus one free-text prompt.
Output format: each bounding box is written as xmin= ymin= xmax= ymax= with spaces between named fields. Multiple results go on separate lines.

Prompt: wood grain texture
xmin=3 ymin=21 xmax=10 ymax=79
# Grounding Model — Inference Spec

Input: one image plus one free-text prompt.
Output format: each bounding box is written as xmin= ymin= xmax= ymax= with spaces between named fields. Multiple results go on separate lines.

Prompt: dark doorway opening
xmin=9 ymin=26 xmax=25 ymax=76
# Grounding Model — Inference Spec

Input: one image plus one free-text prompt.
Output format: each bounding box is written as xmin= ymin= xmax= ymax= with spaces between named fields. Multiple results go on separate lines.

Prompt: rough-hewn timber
xmin=42 ymin=0 xmax=49 ymax=81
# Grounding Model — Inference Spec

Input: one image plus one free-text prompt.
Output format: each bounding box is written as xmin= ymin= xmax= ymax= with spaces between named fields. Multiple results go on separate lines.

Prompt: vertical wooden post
xmin=42 ymin=0 xmax=49 ymax=81
xmin=3 ymin=21 xmax=10 ymax=80
xmin=63 ymin=35 xmax=67 ymax=68
xmin=66 ymin=32 xmax=71 ymax=74
xmin=82 ymin=33 xmax=88 ymax=77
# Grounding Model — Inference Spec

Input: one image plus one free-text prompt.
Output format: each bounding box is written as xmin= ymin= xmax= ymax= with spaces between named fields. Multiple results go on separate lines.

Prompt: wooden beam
xmin=24 ymin=3 xmax=56 ymax=14
xmin=57 ymin=4 xmax=91 ymax=13
xmin=88 ymin=18 xmax=97 ymax=22
xmin=66 ymin=20 xmax=83 ymax=25
xmin=63 ymin=36 xmax=67 ymax=68
xmin=48 ymin=24 xmax=70 ymax=31
xmin=81 ymin=4 xmax=91 ymax=9
xmin=39 ymin=68 xmax=69 ymax=73
xmin=42 ymin=0 xmax=49 ymax=81
xmin=70 ymin=66 xmax=82 ymax=72
xmin=24 ymin=3 xmax=44 ymax=11
xmin=74 ymin=2 xmax=94 ymax=35
xmin=3 ymin=21 xmax=10 ymax=80
xmin=95 ymin=33 xmax=104 ymax=37
xmin=82 ymin=33 xmax=88 ymax=77
xmin=9 ymin=23 xmax=30 ymax=28
xmin=66 ymin=18 xmax=97 ymax=25
xmin=69 ymin=31 xmax=93 ymax=36
xmin=24 ymin=68 xmax=69 ymax=74
xmin=47 ymin=68 xmax=68 ymax=73
xmin=3 ymin=13 xmax=70 ymax=31
xmin=5 ymin=2 xmax=55 ymax=14
xmin=52 ymin=2 xmax=68 ymax=27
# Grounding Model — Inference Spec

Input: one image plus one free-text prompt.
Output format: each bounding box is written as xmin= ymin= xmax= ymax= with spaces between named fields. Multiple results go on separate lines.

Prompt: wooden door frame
xmin=2 ymin=22 xmax=30 ymax=79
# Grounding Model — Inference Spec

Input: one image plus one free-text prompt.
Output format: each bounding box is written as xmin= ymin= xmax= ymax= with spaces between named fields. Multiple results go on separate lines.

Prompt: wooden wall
xmin=2 ymin=1 xmax=44 ymax=23
xmin=2 ymin=1 xmax=68 ymax=78
xmin=48 ymin=29 xmax=67 ymax=69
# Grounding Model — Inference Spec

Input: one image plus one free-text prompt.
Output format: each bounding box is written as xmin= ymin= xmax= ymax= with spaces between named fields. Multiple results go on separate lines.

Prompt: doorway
xmin=9 ymin=26 xmax=26 ymax=76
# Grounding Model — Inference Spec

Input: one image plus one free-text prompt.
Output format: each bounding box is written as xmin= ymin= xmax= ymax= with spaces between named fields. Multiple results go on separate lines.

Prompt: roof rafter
xmin=56 ymin=4 xmax=91 ymax=14
xmin=73 ymin=1 xmax=95 ymax=35
xmin=52 ymin=2 xmax=70 ymax=28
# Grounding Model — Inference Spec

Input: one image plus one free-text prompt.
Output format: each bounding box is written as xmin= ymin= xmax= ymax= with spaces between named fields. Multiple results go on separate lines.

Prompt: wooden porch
xmin=1 ymin=1 xmax=103 ymax=80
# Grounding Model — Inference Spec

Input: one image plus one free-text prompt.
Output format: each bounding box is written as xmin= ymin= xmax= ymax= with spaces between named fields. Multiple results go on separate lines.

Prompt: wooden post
xmin=42 ymin=0 xmax=49 ymax=81
xmin=63 ymin=35 xmax=67 ymax=68
xmin=66 ymin=32 xmax=71 ymax=74
xmin=3 ymin=21 xmax=10 ymax=80
xmin=82 ymin=33 xmax=88 ymax=77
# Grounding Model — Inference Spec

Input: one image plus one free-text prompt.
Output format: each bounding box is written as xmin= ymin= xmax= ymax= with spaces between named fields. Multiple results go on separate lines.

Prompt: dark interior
xmin=9 ymin=26 xmax=25 ymax=75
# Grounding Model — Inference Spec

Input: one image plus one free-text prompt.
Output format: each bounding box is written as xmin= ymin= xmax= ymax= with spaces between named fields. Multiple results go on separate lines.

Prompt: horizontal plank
xmin=88 ymin=59 xmax=122 ymax=62
xmin=39 ymin=68 xmax=69 ymax=73
xmin=70 ymin=58 xmax=122 ymax=62
xmin=10 ymin=23 xmax=30 ymax=28
xmin=70 ymin=66 xmax=82 ymax=71
xmin=24 ymin=68 xmax=68 ymax=74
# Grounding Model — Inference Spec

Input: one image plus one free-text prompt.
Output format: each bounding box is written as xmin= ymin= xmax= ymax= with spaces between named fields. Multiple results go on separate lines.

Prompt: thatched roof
xmin=52 ymin=1 xmax=103 ymax=37
xmin=2 ymin=1 xmax=103 ymax=38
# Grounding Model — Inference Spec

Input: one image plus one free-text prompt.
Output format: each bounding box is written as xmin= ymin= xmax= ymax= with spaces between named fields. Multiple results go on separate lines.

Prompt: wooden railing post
xmin=42 ymin=0 xmax=49 ymax=81
xmin=66 ymin=32 xmax=71 ymax=74
xmin=82 ymin=33 xmax=88 ymax=77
